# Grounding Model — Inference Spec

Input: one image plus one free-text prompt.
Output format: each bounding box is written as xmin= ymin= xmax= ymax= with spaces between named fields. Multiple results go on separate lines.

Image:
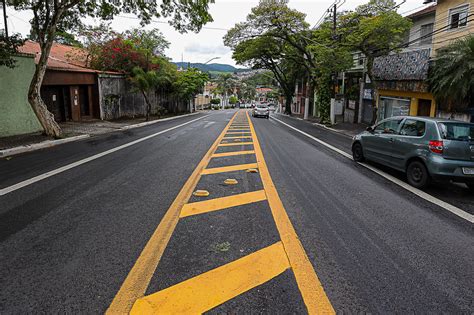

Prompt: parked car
xmin=252 ymin=104 xmax=270 ymax=119
xmin=351 ymin=116 xmax=474 ymax=190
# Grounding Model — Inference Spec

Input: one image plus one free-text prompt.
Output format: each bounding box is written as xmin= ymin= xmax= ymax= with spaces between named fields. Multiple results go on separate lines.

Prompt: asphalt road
xmin=0 ymin=109 xmax=472 ymax=313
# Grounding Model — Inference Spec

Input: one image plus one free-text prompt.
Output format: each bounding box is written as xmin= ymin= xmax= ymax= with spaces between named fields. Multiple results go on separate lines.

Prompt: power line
xmin=117 ymin=15 xmax=229 ymax=31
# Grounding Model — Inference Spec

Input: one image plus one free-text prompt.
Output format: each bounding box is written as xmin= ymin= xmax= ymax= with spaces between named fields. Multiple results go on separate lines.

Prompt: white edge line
xmin=0 ymin=114 xmax=211 ymax=196
xmin=119 ymin=112 xmax=201 ymax=130
xmin=271 ymin=116 xmax=474 ymax=223
xmin=0 ymin=135 xmax=90 ymax=158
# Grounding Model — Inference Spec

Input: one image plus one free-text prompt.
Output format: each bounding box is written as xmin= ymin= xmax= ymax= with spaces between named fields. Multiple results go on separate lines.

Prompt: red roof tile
xmin=18 ymin=40 xmax=120 ymax=74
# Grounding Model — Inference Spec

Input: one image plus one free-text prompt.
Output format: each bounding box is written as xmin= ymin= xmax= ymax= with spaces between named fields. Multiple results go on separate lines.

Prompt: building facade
xmin=373 ymin=5 xmax=437 ymax=121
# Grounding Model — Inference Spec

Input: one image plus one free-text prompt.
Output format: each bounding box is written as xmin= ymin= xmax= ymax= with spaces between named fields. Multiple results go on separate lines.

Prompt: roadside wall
xmin=98 ymin=74 xmax=188 ymax=120
xmin=0 ymin=55 xmax=43 ymax=137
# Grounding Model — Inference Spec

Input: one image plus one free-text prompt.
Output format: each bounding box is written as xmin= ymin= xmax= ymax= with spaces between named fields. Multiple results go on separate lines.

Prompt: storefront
xmin=377 ymin=89 xmax=436 ymax=121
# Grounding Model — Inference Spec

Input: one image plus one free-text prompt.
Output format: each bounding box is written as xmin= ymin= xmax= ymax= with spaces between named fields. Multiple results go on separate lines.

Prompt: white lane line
xmin=0 ymin=114 xmax=211 ymax=196
xmin=271 ymin=116 xmax=474 ymax=223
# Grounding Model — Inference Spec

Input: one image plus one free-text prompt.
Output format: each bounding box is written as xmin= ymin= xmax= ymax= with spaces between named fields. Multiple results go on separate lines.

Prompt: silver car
xmin=352 ymin=116 xmax=474 ymax=190
xmin=252 ymin=104 xmax=270 ymax=119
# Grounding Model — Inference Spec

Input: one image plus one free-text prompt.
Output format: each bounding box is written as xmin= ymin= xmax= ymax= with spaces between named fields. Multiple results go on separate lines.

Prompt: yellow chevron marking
xmin=130 ymin=242 xmax=289 ymax=314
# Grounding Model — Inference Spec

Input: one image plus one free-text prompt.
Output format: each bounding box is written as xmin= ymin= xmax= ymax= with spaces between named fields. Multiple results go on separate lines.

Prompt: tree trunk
xmin=142 ymin=90 xmax=152 ymax=121
xmin=28 ymin=38 xmax=62 ymax=137
xmin=284 ymin=93 xmax=292 ymax=115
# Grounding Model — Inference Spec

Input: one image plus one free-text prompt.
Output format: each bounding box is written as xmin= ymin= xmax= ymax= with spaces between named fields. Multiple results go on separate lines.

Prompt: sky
xmin=3 ymin=0 xmax=430 ymax=67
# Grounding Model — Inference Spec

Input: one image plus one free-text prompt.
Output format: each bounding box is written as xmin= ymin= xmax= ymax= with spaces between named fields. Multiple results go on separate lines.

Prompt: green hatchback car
xmin=352 ymin=116 xmax=474 ymax=190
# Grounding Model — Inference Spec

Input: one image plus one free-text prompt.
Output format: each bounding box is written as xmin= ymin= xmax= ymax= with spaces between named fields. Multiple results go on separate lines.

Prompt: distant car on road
xmin=252 ymin=104 xmax=270 ymax=119
xmin=352 ymin=116 xmax=474 ymax=190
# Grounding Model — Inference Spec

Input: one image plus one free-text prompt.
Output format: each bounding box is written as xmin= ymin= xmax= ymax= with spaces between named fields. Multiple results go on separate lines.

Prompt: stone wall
xmin=98 ymin=74 xmax=189 ymax=120
xmin=0 ymin=55 xmax=43 ymax=137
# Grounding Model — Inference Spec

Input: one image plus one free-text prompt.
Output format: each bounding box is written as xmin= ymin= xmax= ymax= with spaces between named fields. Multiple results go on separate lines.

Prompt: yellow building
xmin=432 ymin=0 xmax=474 ymax=54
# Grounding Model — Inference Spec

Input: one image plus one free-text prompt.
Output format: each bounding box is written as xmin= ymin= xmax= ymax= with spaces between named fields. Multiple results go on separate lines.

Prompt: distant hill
xmin=174 ymin=62 xmax=247 ymax=73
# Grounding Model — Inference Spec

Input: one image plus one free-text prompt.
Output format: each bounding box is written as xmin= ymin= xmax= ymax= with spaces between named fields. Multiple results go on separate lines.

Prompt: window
xmin=438 ymin=122 xmax=474 ymax=141
xmin=420 ymin=23 xmax=434 ymax=45
xmin=374 ymin=119 xmax=404 ymax=134
xmin=379 ymin=97 xmax=411 ymax=120
xmin=400 ymin=119 xmax=426 ymax=137
xmin=449 ymin=5 xmax=469 ymax=30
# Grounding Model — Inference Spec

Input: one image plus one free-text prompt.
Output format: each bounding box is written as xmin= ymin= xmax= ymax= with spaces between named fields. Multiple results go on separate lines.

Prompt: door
xmin=363 ymin=118 xmax=404 ymax=166
xmin=418 ymin=99 xmax=432 ymax=117
xmin=70 ymin=86 xmax=81 ymax=121
xmin=78 ymin=85 xmax=90 ymax=117
xmin=391 ymin=119 xmax=428 ymax=170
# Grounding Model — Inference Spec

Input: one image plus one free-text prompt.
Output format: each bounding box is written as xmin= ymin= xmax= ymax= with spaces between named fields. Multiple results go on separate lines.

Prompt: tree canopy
xmin=428 ymin=35 xmax=474 ymax=111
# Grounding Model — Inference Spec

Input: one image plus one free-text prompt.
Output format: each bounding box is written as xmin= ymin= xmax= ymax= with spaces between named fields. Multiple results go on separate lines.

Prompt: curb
xmin=0 ymin=112 xmax=205 ymax=158
xmin=0 ymin=134 xmax=90 ymax=158
xmin=274 ymin=113 xmax=355 ymax=138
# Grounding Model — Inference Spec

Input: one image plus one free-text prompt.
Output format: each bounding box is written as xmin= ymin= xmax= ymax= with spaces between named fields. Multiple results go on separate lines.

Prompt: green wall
xmin=0 ymin=55 xmax=42 ymax=137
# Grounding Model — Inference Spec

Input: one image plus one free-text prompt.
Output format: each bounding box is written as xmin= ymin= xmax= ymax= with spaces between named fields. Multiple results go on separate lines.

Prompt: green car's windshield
xmin=438 ymin=122 xmax=474 ymax=141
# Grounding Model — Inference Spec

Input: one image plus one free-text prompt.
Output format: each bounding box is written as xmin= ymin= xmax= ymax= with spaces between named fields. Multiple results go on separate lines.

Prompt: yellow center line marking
xmin=211 ymin=150 xmax=255 ymax=158
xmin=130 ymin=242 xmax=290 ymax=314
xmin=218 ymin=141 xmax=254 ymax=147
xmin=106 ymin=112 xmax=240 ymax=314
xmin=201 ymin=162 xmax=258 ymax=175
xmin=247 ymin=112 xmax=334 ymax=314
xmin=180 ymin=190 xmax=267 ymax=218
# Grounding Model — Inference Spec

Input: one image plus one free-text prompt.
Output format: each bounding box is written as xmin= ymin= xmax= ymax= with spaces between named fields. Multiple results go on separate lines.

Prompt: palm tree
xmin=130 ymin=67 xmax=159 ymax=121
xmin=428 ymin=35 xmax=474 ymax=112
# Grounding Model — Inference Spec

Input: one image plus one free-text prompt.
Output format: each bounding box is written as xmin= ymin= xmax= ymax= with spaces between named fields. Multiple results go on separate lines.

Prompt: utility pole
xmin=332 ymin=3 xmax=337 ymax=98
xmin=2 ymin=0 xmax=8 ymax=38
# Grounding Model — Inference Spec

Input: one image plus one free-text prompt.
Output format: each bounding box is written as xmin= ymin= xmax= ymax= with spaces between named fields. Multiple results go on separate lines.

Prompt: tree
xmin=224 ymin=0 xmax=315 ymax=73
xmin=229 ymin=34 xmax=303 ymax=114
xmin=339 ymin=0 xmax=411 ymax=122
xmin=224 ymin=1 xmax=313 ymax=115
xmin=129 ymin=67 xmax=159 ymax=121
xmin=215 ymin=73 xmax=237 ymax=108
xmin=0 ymin=33 xmax=24 ymax=68
xmin=9 ymin=0 xmax=214 ymax=137
xmin=91 ymin=37 xmax=147 ymax=73
xmin=174 ymin=68 xmax=209 ymax=110
xmin=229 ymin=95 xmax=238 ymax=105
xmin=124 ymin=28 xmax=170 ymax=65
xmin=306 ymin=22 xmax=353 ymax=123
xmin=428 ymin=35 xmax=474 ymax=112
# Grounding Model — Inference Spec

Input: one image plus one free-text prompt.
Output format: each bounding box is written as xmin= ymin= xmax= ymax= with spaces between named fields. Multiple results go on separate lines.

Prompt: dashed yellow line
xmin=201 ymin=163 xmax=258 ymax=175
xmin=180 ymin=190 xmax=267 ymax=218
xmin=130 ymin=242 xmax=290 ymax=314
xmin=211 ymin=150 xmax=255 ymax=158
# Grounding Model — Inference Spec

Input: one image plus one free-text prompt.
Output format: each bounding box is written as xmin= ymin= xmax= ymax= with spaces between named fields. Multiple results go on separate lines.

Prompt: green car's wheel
xmin=407 ymin=160 xmax=430 ymax=189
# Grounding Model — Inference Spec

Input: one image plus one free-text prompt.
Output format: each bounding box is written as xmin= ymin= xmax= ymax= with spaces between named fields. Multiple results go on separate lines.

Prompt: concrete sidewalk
xmin=276 ymin=114 xmax=368 ymax=137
